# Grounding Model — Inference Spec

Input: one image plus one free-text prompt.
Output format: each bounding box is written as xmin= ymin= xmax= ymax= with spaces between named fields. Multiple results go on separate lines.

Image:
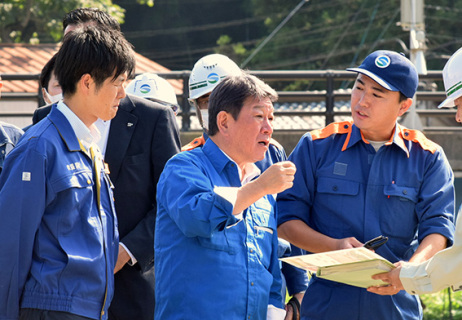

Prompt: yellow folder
xmin=281 ymin=247 xmax=395 ymax=288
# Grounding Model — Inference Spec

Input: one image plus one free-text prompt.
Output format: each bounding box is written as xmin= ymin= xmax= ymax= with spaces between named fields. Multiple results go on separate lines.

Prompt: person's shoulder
xmin=0 ymin=121 xmax=23 ymax=134
xmin=400 ymin=127 xmax=440 ymax=154
xmin=0 ymin=121 xmax=24 ymax=144
xmin=9 ymin=119 xmax=55 ymax=157
xmin=268 ymin=138 xmax=284 ymax=151
xmin=181 ymin=135 xmax=205 ymax=151
xmin=309 ymin=120 xmax=353 ymax=140
xmin=166 ymin=144 xmax=203 ymax=169
xmin=33 ymin=104 xmax=53 ymax=123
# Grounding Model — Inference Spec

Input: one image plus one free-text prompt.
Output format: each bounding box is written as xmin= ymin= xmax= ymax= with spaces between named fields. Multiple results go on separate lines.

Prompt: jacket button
xmin=403 ymin=190 xmax=408 ymax=195
xmin=333 ymin=186 xmax=338 ymax=191
xmin=87 ymin=179 xmax=91 ymax=185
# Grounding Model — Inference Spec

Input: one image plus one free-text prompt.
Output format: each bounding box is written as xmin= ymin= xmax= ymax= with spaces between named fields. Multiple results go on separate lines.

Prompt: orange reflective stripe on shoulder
xmin=400 ymin=128 xmax=439 ymax=154
xmin=181 ymin=135 xmax=206 ymax=152
xmin=310 ymin=121 xmax=353 ymax=140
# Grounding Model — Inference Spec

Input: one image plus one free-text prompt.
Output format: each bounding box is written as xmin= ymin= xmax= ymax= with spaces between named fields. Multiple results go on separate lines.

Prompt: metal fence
xmin=1 ymin=70 xmax=458 ymax=131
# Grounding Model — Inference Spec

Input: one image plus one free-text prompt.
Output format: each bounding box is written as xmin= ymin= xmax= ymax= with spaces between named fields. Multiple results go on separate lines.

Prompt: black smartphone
xmin=364 ymin=235 xmax=388 ymax=250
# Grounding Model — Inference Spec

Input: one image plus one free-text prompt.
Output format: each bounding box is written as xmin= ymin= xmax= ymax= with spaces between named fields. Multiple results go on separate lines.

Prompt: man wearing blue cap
xmin=369 ymin=47 xmax=462 ymax=296
xmin=277 ymin=50 xmax=455 ymax=320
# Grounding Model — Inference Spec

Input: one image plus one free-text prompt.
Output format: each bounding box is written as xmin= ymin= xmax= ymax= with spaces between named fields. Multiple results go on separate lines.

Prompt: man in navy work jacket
xmin=277 ymin=50 xmax=455 ymax=320
xmin=31 ymin=8 xmax=181 ymax=320
xmin=0 ymin=26 xmax=135 ymax=320
xmin=155 ymin=72 xmax=296 ymax=319
xmin=369 ymin=47 xmax=462 ymax=296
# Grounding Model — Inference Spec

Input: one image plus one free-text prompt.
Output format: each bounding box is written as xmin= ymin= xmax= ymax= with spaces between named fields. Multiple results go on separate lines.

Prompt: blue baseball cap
xmin=347 ymin=50 xmax=418 ymax=98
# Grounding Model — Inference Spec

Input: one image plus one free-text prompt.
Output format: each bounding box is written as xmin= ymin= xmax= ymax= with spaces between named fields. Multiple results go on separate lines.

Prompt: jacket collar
xmin=202 ymin=138 xmax=240 ymax=177
xmin=48 ymin=106 xmax=82 ymax=152
xmin=342 ymin=122 xmax=410 ymax=157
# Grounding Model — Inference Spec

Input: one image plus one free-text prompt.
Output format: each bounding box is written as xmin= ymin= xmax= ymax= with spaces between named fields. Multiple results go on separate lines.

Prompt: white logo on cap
xmin=375 ymin=55 xmax=391 ymax=68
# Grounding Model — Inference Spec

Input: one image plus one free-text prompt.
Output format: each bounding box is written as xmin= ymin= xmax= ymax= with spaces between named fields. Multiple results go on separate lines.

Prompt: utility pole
xmin=400 ymin=0 xmax=425 ymax=130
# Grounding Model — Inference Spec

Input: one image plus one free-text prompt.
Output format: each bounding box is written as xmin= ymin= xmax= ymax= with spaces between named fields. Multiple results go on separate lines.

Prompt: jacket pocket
xmin=317 ymin=176 xmax=360 ymax=196
xmin=51 ymin=169 xmax=94 ymax=193
xmin=381 ymin=183 xmax=418 ymax=238
xmin=314 ymin=176 xmax=360 ymax=237
xmin=383 ymin=184 xmax=418 ymax=203
xmin=197 ymin=229 xmax=234 ymax=254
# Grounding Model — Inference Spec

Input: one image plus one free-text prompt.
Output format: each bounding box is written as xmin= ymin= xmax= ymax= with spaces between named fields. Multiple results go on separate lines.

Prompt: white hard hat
xmin=126 ymin=73 xmax=179 ymax=114
xmin=438 ymin=47 xmax=462 ymax=108
xmin=188 ymin=54 xmax=241 ymax=101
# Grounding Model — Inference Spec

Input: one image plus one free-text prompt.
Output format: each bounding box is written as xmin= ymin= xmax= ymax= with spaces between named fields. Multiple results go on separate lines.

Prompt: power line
xmin=320 ymin=0 xmax=370 ymax=69
xmin=147 ymin=6 xmax=399 ymax=68
xmin=149 ymin=15 xmax=404 ymax=69
xmin=124 ymin=16 xmax=265 ymax=38
xmin=240 ymin=0 xmax=310 ymax=68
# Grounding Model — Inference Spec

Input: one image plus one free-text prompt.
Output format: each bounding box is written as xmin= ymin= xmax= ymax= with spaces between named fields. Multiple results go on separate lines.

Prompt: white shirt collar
xmin=56 ymin=101 xmax=101 ymax=150
xmin=93 ymin=118 xmax=111 ymax=156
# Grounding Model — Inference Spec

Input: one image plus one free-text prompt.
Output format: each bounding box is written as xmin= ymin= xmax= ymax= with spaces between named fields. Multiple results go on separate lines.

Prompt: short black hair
xmin=55 ymin=25 xmax=135 ymax=96
xmin=63 ymin=7 xmax=121 ymax=32
xmin=208 ymin=72 xmax=278 ymax=136
xmin=39 ymin=53 xmax=57 ymax=90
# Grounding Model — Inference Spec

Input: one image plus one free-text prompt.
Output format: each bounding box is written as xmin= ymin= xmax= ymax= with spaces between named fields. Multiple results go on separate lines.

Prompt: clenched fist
xmin=256 ymin=161 xmax=296 ymax=195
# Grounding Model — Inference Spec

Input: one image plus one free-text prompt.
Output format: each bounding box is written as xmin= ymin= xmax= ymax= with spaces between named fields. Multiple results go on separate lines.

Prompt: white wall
xmin=0 ymin=99 xmax=38 ymax=129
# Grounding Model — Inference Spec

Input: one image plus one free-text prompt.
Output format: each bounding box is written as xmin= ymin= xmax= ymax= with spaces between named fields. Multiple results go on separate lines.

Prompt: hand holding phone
xmin=364 ymin=235 xmax=388 ymax=250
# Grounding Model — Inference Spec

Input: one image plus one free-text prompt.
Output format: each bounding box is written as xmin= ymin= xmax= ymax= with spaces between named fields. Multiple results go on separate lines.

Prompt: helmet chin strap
xmin=200 ymin=109 xmax=209 ymax=131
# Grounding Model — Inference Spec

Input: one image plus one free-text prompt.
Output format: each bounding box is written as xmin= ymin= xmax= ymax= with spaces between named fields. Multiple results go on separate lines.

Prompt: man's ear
xmin=216 ymin=111 xmax=231 ymax=135
xmin=398 ymin=98 xmax=413 ymax=116
xmin=79 ymin=73 xmax=93 ymax=93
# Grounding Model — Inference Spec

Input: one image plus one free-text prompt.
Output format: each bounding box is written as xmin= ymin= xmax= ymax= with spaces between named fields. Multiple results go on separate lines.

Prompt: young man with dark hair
xmin=0 ymin=26 xmax=135 ymax=320
xmin=32 ymin=8 xmax=181 ymax=320
xmin=155 ymin=72 xmax=296 ymax=320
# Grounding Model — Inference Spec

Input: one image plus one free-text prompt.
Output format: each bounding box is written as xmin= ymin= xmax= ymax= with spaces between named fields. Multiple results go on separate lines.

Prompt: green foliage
xmin=137 ymin=0 xmax=154 ymax=7
xmin=0 ymin=0 xmax=126 ymax=43
xmin=242 ymin=0 xmax=405 ymax=71
xmin=215 ymin=35 xmax=247 ymax=63
xmin=225 ymin=0 xmax=462 ymax=75
xmin=421 ymin=289 xmax=462 ymax=320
